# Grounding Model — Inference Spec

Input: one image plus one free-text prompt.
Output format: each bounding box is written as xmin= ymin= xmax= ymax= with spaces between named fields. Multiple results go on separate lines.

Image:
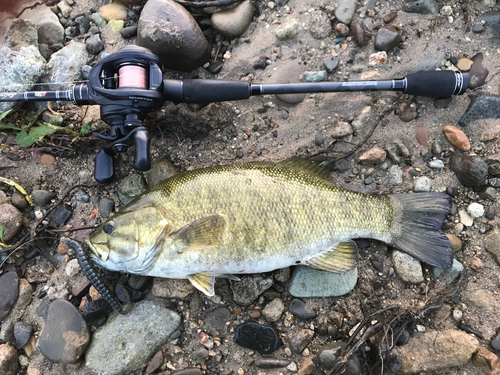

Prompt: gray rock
xmin=0 ymin=344 xmax=18 ymax=375
xmin=86 ymin=34 xmax=104 ymax=55
xmin=289 ymin=299 xmax=316 ymax=319
xmin=206 ymin=307 xmax=231 ymax=337
xmin=98 ymin=197 xmax=115 ymax=218
xmin=57 ymin=0 xmax=73 ymax=18
xmin=309 ymin=10 xmax=332 ymax=39
xmin=211 ymin=0 xmax=253 ymax=38
xmin=0 ymin=157 xmax=18 ymax=170
xmin=275 ymin=18 xmax=301 ymax=40
xmin=230 ymin=275 xmax=273 ymax=306
xmin=289 ymin=266 xmax=357 ymax=297
xmin=38 ymin=300 xmax=89 ymax=364
xmin=151 ymin=277 xmax=195 ymax=299
xmin=90 ymin=13 xmax=107 ymax=28
xmin=322 ymin=58 xmax=339 ymax=73
xmin=429 ymin=160 xmax=444 ymax=169
xmin=147 ymin=158 xmax=179 ymax=187
xmin=459 ymin=96 xmax=500 ymax=126
xmin=0 ymin=272 xmax=19 ymax=323
xmin=449 ymin=153 xmax=488 ymax=187
xmin=32 ymin=190 xmax=56 ymax=206
xmin=388 ymin=165 xmax=403 ymax=186
xmin=472 ymin=24 xmax=485 ymax=33
xmin=318 ymin=342 xmax=343 ymax=371
xmin=468 ymin=53 xmax=489 ymax=90
xmin=416 ymin=50 xmax=446 ymax=71
xmin=484 ymin=228 xmax=500 ymax=266
xmin=0 ymin=45 xmax=45 ymax=114
xmin=2 ymin=19 xmax=38 ymax=50
xmin=11 ymin=190 xmax=28 ymax=210
xmin=432 ymin=259 xmax=463 ymax=284
xmin=262 ymin=298 xmax=285 ymax=322
xmin=20 ymin=4 xmax=64 ymax=45
xmin=274 ymin=267 xmax=290 ymax=283
xmin=85 ymin=300 xmax=181 ymax=375
xmin=392 ymin=250 xmax=423 ymax=284
xmin=287 ymin=328 xmax=314 ymax=354
xmin=137 ymin=0 xmax=210 ymax=72
xmin=351 ymin=22 xmax=368 ymax=46
xmin=121 ymin=25 xmax=138 ymax=39
xmin=0 ymin=204 xmax=22 ymax=242
xmin=375 ymin=26 xmax=402 ymax=51
xmin=402 ymin=0 xmax=438 ymax=14
xmin=491 ymin=332 xmax=500 ymax=352
xmin=414 ymin=176 xmax=431 ymax=192
xmin=304 ymin=70 xmax=327 ymax=82
xmin=82 ymin=64 xmax=92 ymax=80
xmin=74 ymin=16 xmax=90 ymax=35
xmin=39 ymin=41 xmax=89 ymax=91
xmin=481 ymin=11 xmax=500 ymax=37
xmin=335 ymin=0 xmax=358 ymax=24
xmin=479 ymin=187 xmax=496 ymax=201
xmin=117 ymin=173 xmax=147 ymax=205
xmin=14 ymin=321 xmax=32 ymax=349
xmin=273 ymin=60 xmax=307 ymax=104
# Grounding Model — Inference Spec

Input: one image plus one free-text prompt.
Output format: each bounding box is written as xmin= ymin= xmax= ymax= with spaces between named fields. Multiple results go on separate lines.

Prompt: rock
xmin=368 ymin=51 xmax=387 ymax=66
xmin=383 ymin=12 xmax=398 ymax=23
xmin=0 ymin=344 xmax=18 ymax=375
xmin=74 ymin=16 xmax=90 ymax=35
xmin=468 ymin=53 xmax=489 ymax=90
xmin=388 ymin=165 xmax=403 ymax=186
xmin=304 ymin=70 xmax=327 ymax=82
xmin=289 ymin=266 xmax=357 ymax=297
xmin=32 ymin=190 xmax=56 ymax=207
xmin=317 ymin=342 xmax=343 ymax=370
xmin=117 ymin=173 xmax=147 ymax=205
xmin=443 ymin=125 xmax=470 ymax=151
xmin=211 ymin=0 xmax=253 ymax=38
xmin=36 ymin=301 xmax=50 ymax=319
xmin=287 ymin=328 xmax=314 ymax=354
xmin=472 ymin=24 xmax=485 ymax=33
xmin=358 ymin=147 xmax=386 ymax=164
xmin=481 ymin=10 xmax=500 ymax=37
xmin=484 ymin=228 xmax=500 ymax=265
xmin=151 ymin=277 xmax=195 ymax=299
xmin=335 ymin=23 xmax=350 ymax=36
xmin=121 ymin=25 xmax=138 ymax=39
xmin=429 ymin=160 xmax=444 ymax=169
xmin=402 ymin=0 xmax=438 ymax=14
xmin=86 ymin=34 xmax=104 ymax=55
xmin=262 ymin=298 xmax=285 ymax=322
xmin=397 ymin=329 xmax=479 ymax=373
xmin=468 ymin=203 xmax=484 ymax=218
xmin=332 ymin=121 xmax=352 ymax=138
xmin=108 ymin=19 xmax=124 ymax=33
xmin=0 ymin=157 xmax=18 ymax=170
xmin=90 ymin=13 xmax=107 ymax=28
xmin=449 ymin=153 xmax=488 ymax=187
xmin=350 ymin=106 xmax=372 ymax=135
xmin=445 ymin=233 xmax=462 ymax=252
xmin=351 ymin=22 xmax=368 ymax=46
xmin=230 ymin=275 xmax=273 ymax=306
xmin=57 ymin=0 xmax=72 ymax=18
xmin=287 ymin=362 xmax=298 ymax=372
xmin=39 ymin=154 xmax=56 ymax=164
xmin=0 ymin=45 xmax=45 ymax=114
xmin=273 ymin=60 xmax=306 ymax=104
xmin=435 ymin=97 xmax=452 ymax=109
xmin=456 ymin=58 xmax=473 ymax=71
xmin=298 ymin=358 xmax=315 ymax=375
xmin=459 ymin=210 xmax=473 ymax=227
xmin=49 ymin=204 xmax=72 ymax=225
xmin=432 ymin=259 xmax=463 ymax=284
xmin=322 ymin=58 xmax=339 ymax=73
xmin=65 ymin=259 xmax=80 ymax=277
xmin=491 ymin=332 xmax=500 ymax=352
xmin=20 ymin=4 xmax=64 ymax=45
xmin=128 ymin=275 xmax=151 ymax=291
xmin=233 ymin=322 xmax=281 ymax=354
xmin=470 ymin=256 xmax=484 ymax=271
xmin=98 ymin=197 xmax=114 ymax=218
xmin=14 ymin=321 xmax=32 ymax=349
xmin=254 ymin=358 xmax=291 ymax=369
xmin=289 ymin=299 xmax=316 ymax=319
xmin=206 ymin=307 xmax=231 ymax=337
xmin=39 ymin=41 xmax=89 ymax=90
xmin=99 ymin=2 xmax=127 ymax=21
xmin=81 ymin=299 xmax=113 ymax=321
xmin=473 ymin=347 xmax=499 ymax=368
xmin=86 ymin=301 xmax=180 ymax=375
xmin=38 ymin=300 xmax=90 ymax=364
xmin=147 ymin=159 xmax=179 ymax=187
xmin=335 ymin=0 xmax=358 ymax=24
xmin=479 ymin=187 xmax=496 ymax=201
xmin=309 ymin=10 xmax=332 ymax=39
xmin=145 ymin=350 xmax=163 ymax=373
xmin=375 ymin=26 xmax=402 ymax=51
xmin=171 ymin=369 xmax=203 ymax=375
xmin=414 ymin=176 xmax=431 ymax=192
xmin=392 ymin=250 xmax=423 ymax=284
xmin=0 ymin=204 xmax=22 ymax=242
xmin=415 ymin=125 xmax=429 ymax=147
xmin=480 ymin=124 xmax=500 ymax=142
xmin=2 ymin=19 xmax=38 ymax=50
xmin=137 ymin=0 xmax=210 ymax=72
xmin=275 ymin=18 xmax=301 ymax=40
xmin=274 ymin=268 xmax=290 ymax=283
xmin=0 ymin=272 xmax=19 ymax=322
xmin=459 ymin=96 xmax=500 ymax=127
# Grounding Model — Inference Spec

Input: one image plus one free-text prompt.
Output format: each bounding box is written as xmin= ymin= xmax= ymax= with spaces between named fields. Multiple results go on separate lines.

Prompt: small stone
xmin=480 ymin=124 xmax=500 ymax=142
xmin=445 ymin=233 xmax=462 ymax=252
xmin=315 ymin=131 xmax=324 ymax=146
xmin=49 ymin=204 xmax=72 ymax=225
xmin=322 ymin=58 xmax=339 ymax=73
xmin=435 ymin=97 xmax=453 ymax=109
xmin=36 ymin=301 xmax=50 ymax=319
xmin=147 ymin=159 xmax=178 ymax=187
xmin=117 ymin=173 xmax=147 ymax=205
xmin=98 ymin=197 xmax=114 ymax=218
xmin=415 ymin=125 xmax=429 ymax=147
xmin=74 ymin=16 xmax=90 ymax=35
xmin=206 ymin=307 xmax=231 ymax=337
xmin=459 ymin=96 xmax=499 ymax=126
xmin=99 ymin=2 xmax=127 ymax=21
xmin=289 ymin=267 xmax=357 ymax=297
xmin=85 ymin=34 xmax=104 ymax=55
xmin=108 ymin=19 xmax=124 ymax=33
xmin=121 ymin=25 xmax=138 ymax=39
xmin=275 ymin=18 xmax=300 ymax=40
xmin=399 ymin=103 xmax=418 ymax=122
xmin=11 ymin=190 xmax=28 ymax=210
xmin=254 ymin=358 xmax=291 ymax=369
xmin=449 ymin=154 xmax=488 ymax=187
xmin=479 ymin=187 xmax=496 ymax=201
xmin=484 ymin=228 xmax=500 ymax=265
xmin=402 ymin=0 xmax=438 ymax=14
xmin=368 ymin=51 xmax=387 ymax=65
xmin=470 ymin=256 xmax=484 ymax=271
xmin=309 ymin=10 xmax=332 ymax=39
xmin=90 ymin=13 xmax=107 ymax=28
xmin=351 ymin=22 xmax=368 ymax=46
xmin=289 ymin=299 xmax=316 ymax=319
xmin=151 ymin=278 xmax=195 ymax=299
xmin=317 ymin=342 xmax=342 ymax=370
xmin=392 ymin=250 xmax=423 ymax=284
xmin=0 ymin=344 xmax=18 ymax=375
xmin=358 ymin=147 xmax=386 ymax=164
xmin=304 ymin=70 xmax=327 ymax=82
xmin=388 ymin=165 xmax=403 ymax=186
xmin=491 ymin=332 xmax=500 ymax=351
xmin=211 ymin=0 xmax=253 ymax=38
xmin=0 ymin=204 xmax=22 ymax=242
xmin=429 ymin=160 xmax=444 ymax=169
xmin=287 ymin=328 xmax=314 ymax=354
xmin=452 ymin=309 xmax=463 ymax=321
xmin=375 ymin=25 xmax=402 ymax=51
xmin=297 ymin=358 xmax=315 ymax=375
xmin=383 ymin=12 xmax=397 ymax=23
xmin=335 ymin=0 xmax=358 ymax=24
xmin=335 ymin=23 xmax=350 ymax=36
xmin=145 ymin=350 xmax=163 ymax=374
xmin=432 ymin=259 xmax=463 ymax=284
xmin=459 ymin=210 xmax=474 ymax=227
xmin=234 ymin=322 xmax=281 ymax=354
xmin=440 ymin=5 xmax=452 ymax=16
xmin=14 ymin=322 xmax=32 ymax=349
xmin=332 ymin=121 xmax=353 ymax=138
xmin=456 ymin=58 xmax=473 ymax=71
xmin=472 ymin=347 xmax=499 ymax=368
xmin=468 ymin=203 xmax=484 ymax=218
xmin=38 ymin=300 xmax=90 ymax=363
xmin=39 ymin=153 xmax=56 ymax=164
xmin=262 ymin=298 xmax=285 ymax=322
xmin=32 ymin=190 xmax=56 ymax=207
xmin=414 ymin=176 xmax=431 ymax=192
xmin=65 ymin=259 xmax=80 ymax=277
xmin=81 ymin=299 xmax=112 ymax=321
xmin=0 ymin=272 xmax=19 ymax=322
xmin=230 ymin=275 xmax=273 ymax=306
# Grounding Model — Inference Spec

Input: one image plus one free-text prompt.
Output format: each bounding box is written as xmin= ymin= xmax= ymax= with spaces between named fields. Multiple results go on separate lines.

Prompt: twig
xmin=48 ymin=225 xmax=99 ymax=233
xmin=175 ymin=0 xmax=242 ymax=7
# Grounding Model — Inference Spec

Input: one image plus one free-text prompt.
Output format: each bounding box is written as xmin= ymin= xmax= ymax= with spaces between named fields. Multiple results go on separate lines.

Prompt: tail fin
xmin=388 ymin=192 xmax=453 ymax=268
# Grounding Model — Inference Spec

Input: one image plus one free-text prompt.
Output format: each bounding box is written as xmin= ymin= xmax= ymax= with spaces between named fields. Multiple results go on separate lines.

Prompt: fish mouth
xmin=84 ymin=239 xmax=109 ymax=263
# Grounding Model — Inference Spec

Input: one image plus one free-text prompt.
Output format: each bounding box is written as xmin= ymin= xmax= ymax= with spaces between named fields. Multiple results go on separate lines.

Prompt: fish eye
xmin=103 ymin=221 xmax=116 ymax=234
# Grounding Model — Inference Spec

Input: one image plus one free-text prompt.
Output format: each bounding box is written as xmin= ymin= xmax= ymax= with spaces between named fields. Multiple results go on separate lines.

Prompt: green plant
xmin=0 ymin=226 xmax=6 ymax=248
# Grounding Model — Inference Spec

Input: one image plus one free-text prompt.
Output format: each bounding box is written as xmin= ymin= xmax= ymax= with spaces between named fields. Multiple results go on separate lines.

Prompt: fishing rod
xmin=0 ymin=45 xmax=469 ymax=184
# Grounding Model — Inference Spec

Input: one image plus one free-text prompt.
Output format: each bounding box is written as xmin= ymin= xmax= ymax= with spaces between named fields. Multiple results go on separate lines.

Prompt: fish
xmin=86 ymin=159 xmax=453 ymax=296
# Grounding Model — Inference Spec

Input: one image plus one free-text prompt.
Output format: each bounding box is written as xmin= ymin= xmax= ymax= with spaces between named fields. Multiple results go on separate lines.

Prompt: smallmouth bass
xmin=86 ymin=159 xmax=453 ymax=296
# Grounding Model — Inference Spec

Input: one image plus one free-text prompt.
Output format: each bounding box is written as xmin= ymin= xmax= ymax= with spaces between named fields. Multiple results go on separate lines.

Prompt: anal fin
xmin=188 ymin=271 xmax=215 ymax=296
xmin=305 ymin=241 xmax=358 ymax=273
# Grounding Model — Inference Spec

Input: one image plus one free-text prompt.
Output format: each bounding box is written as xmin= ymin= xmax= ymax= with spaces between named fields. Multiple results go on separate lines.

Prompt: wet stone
xmin=117 ymin=173 xmax=147 ymax=205
xmin=234 ymin=322 xmax=281 ymax=354
xmin=14 ymin=321 xmax=32 ymax=349
xmin=206 ymin=307 xmax=231 ymax=337
xmin=36 ymin=300 xmax=50 ymax=319
xmin=0 ymin=272 xmax=19 ymax=322
xmin=49 ymin=204 xmax=73 ymax=225
xmin=98 ymin=197 xmax=114 ymax=218
xmin=289 ymin=299 xmax=316 ymax=319
xmin=38 ymin=299 xmax=90 ymax=364
xmin=230 ymin=275 xmax=273 ymax=306
xmin=289 ymin=266 xmax=357 ymax=297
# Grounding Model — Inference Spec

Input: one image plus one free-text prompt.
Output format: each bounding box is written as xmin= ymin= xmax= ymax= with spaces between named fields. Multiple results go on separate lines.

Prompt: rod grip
xmin=403 ymin=71 xmax=468 ymax=98
xmin=181 ymin=79 xmax=251 ymax=103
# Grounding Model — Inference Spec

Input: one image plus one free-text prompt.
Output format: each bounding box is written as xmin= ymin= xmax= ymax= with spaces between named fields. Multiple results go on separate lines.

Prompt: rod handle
xmin=404 ymin=71 xmax=468 ymax=98
xmin=181 ymin=79 xmax=251 ymax=103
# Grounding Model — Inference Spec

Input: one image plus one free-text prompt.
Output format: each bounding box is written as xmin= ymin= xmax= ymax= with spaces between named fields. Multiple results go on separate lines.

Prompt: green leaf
xmin=0 ymin=122 xmax=18 ymax=131
xmin=49 ymin=113 xmax=62 ymax=125
xmin=16 ymin=123 xmax=63 ymax=147
xmin=0 ymin=226 xmax=4 ymax=241
xmin=81 ymin=120 xmax=92 ymax=135
xmin=0 ymin=110 xmax=12 ymax=122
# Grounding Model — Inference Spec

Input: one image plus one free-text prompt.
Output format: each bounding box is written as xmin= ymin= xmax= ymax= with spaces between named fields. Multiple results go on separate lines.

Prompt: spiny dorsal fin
xmin=279 ymin=157 xmax=333 ymax=180
xmin=171 ymin=215 xmax=225 ymax=253
xmin=188 ymin=271 xmax=215 ymax=296
xmin=305 ymin=241 xmax=358 ymax=273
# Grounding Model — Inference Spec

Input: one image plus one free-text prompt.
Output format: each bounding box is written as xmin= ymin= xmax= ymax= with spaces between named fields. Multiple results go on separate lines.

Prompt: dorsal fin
xmin=279 ymin=157 xmax=333 ymax=180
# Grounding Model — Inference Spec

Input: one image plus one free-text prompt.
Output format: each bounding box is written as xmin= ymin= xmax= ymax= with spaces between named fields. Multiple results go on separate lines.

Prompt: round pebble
xmin=233 ymin=322 xmax=281 ymax=354
xmin=467 ymin=203 xmax=484 ymax=219
xmin=414 ymin=176 xmax=431 ymax=192
xmin=289 ymin=299 xmax=316 ymax=319
xmin=262 ymin=298 xmax=285 ymax=322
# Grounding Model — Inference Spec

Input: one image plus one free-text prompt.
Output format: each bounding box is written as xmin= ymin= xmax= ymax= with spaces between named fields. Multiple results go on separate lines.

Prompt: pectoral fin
xmin=172 ymin=215 xmax=226 ymax=253
xmin=188 ymin=271 xmax=215 ymax=296
xmin=305 ymin=241 xmax=358 ymax=273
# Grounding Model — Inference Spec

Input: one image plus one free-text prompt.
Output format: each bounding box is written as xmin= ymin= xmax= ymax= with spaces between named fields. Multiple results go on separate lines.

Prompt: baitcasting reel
xmin=0 ymin=45 xmax=469 ymax=184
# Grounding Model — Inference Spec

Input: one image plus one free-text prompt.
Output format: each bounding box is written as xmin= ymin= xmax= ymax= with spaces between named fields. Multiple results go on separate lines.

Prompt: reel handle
xmin=94 ymin=149 xmax=115 ymax=185
xmin=133 ymin=128 xmax=151 ymax=171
